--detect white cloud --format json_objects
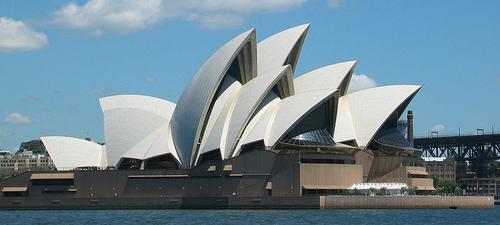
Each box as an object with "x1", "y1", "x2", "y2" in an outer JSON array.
[
  {"x1": 88, "y1": 86, "x2": 109, "y2": 97},
  {"x1": 326, "y1": 0, "x2": 344, "y2": 8},
  {"x1": 53, "y1": 0, "x2": 168, "y2": 34},
  {"x1": 347, "y1": 74, "x2": 377, "y2": 93},
  {"x1": 3, "y1": 112, "x2": 32, "y2": 124},
  {"x1": 52, "y1": 0, "x2": 305, "y2": 34},
  {"x1": 0, "y1": 130, "x2": 9, "y2": 137},
  {"x1": 191, "y1": 13, "x2": 244, "y2": 30},
  {"x1": 144, "y1": 75, "x2": 156, "y2": 83},
  {"x1": 0, "y1": 17, "x2": 48, "y2": 52},
  {"x1": 431, "y1": 124, "x2": 446, "y2": 132}
]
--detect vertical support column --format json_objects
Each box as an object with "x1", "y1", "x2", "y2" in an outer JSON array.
[{"x1": 407, "y1": 110, "x2": 414, "y2": 146}]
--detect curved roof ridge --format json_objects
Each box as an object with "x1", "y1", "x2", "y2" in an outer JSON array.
[
  {"x1": 233, "y1": 92, "x2": 281, "y2": 157},
  {"x1": 121, "y1": 122, "x2": 180, "y2": 163},
  {"x1": 196, "y1": 79, "x2": 242, "y2": 163},
  {"x1": 235, "y1": 89, "x2": 338, "y2": 151},
  {"x1": 101, "y1": 94, "x2": 176, "y2": 167},
  {"x1": 266, "y1": 89, "x2": 339, "y2": 148},
  {"x1": 171, "y1": 28, "x2": 257, "y2": 168},
  {"x1": 40, "y1": 136, "x2": 106, "y2": 170},
  {"x1": 294, "y1": 60, "x2": 357, "y2": 96},
  {"x1": 257, "y1": 24, "x2": 310, "y2": 75},
  {"x1": 221, "y1": 65, "x2": 293, "y2": 159},
  {"x1": 99, "y1": 94, "x2": 176, "y2": 120},
  {"x1": 334, "y1": 85, "x2": 421, "y2": 148}
]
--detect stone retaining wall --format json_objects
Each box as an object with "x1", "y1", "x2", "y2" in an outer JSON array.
[{"x1": 320, "y1": 195, "x2": 494, "y2": 209}]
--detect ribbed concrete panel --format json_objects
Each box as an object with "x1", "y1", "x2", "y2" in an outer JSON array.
[
  {"x1": 197, "y1": 77, "x2": 242, "y2": 158},
  {"x1": 196, "y1": 84, "x2": 241, "y2": 163},
  {"x1": 333, "y1": 85, "x2": 421, "y2": 148},
  {"x1": 257, "y1": 24, "x2": 309, "y2": 74},
  {"x1": 100, "y1": 146, "x2": 108, "y2": 168},
  {"x1": 266, "y1": 89, "x2": 338, "y2": 148},
  {"x1": 233, "y1": 92, "x2": 281, "y2": 156},
  {"x1": 121, "y1": 123, "x2": 179, "y2": 162},
  {"x1": 171, "y1": 28, "x2": 257, "y2": 168},
  {"x1": 100, "y1": 95, "x2": 177, "y2": 167},
  {"x1": 144, "y1": 123, "x2": 179, "y2": 160},
  {"x1": 219, "y1": 66, "x2": 293, "y2": 159},
  {"x1": 295, "y1": 61, "x2": 357, "y2": 96},
  {"x1": 332, "y1": 97, "x2": 355, "y2": 143},
  {"x1": 100, "y1": 95, "x2": 175, "y2": 119},
  {"x1": 41, "y1": 136, "x2": 106, "y2": 170},
  {"x1": 235, "y1": 89, "x2": 338, "y2": 152}
]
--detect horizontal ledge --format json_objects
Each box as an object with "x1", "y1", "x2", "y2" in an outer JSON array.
[{"x1": 128, "y1": 175, "x2": 189, "y2": 178}]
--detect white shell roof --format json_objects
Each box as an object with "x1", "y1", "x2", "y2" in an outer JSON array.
[
  {"x1": 237, "y1": 89, "x2": 338, "y2": 151},
  {"x1": 99, "y1": 94, "x2": 175, "y2": 119},
  {"x1": 333, "y1": 85, "x2": 421, "y2": 149},
  {"x1": 233, "y1": 91, "x2": 281, "y2": 157},
  {"x1": 196, "y1": 66, "x2": 293, "y2": 163},
  {"x1": 171, "y1": 28, "x2": 257, "y2": 168},
  {"x1": 38, "y1": 24, "x2": 425, "y2": 169},
  {"x1": 257, "y1": 24, "x2": 309, "y2": 74},
  {"x1": 223, "y1": 66, "x2": 293, "y2": 157},
  {"x1": 294, "y1": 61, "x2": 357, "y2": 96},
  {"x1": 196, "y1": 81, "x2": 242, "y2": 163},
  {"x1": 100, "y1": 95, "x2": 178, "y2": 166},
  {"x1": 41, "y1": 136, "x2": 106, "y2": 170},
  {"x1": 121, "y1": 123, "x2": 179, "y2": 162}
]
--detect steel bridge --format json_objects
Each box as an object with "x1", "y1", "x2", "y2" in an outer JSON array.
[
  {"x1": 414, "y1": 134, "x2": 500, "y2": 161},
  {"x1": 414, "y1": 134, "x2": 500, "y2": 178}
]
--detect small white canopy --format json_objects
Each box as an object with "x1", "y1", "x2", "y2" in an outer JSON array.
[{"x1": 349, "y1": 183, "x2": 409, "y2": 190}]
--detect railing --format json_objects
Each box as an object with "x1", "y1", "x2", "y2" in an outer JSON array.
[{"x1": 415, "y1": 129, "x2": 500, "y2": 139}]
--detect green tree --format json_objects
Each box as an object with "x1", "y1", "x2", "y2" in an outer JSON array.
[
  {"x1": 16, "y1": 139, "x2": 46, "y2": 155},
  {"x1": 408, "y1": 187, "x2": 417, "y2": 195},
  {"x1": 435, "y1": 180, "x2": 457, "y2": 195},
  {"x1": 487, "y1": 160, "x2": 500, "y2": 177},
  {"x1": 378, "y1": 187, "x2": 388, "y2": 195},
  {"x1": 400, "y1": 187, "x2": 408, "y2": 195}
]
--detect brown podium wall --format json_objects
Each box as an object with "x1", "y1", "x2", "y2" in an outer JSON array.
[{"x1": 300, "y1": 164, "x2": 363, "y2": 191}]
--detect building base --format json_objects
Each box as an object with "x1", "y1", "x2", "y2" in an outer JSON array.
[{"x1": 0, "y1": 195, "x2": 493, "y2": 210}]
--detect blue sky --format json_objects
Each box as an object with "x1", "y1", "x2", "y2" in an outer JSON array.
[{"x1": 0, "y1": 0, "x2": 499, "y2": 152}]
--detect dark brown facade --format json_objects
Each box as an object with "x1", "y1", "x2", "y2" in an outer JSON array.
[{"x1": 0, "y1": 149, "x2": 364, "y2": 209}]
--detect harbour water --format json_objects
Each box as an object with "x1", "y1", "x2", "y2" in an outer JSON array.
[{"x1": 0, "y1": 206, "x2": 498, "y2": 225}]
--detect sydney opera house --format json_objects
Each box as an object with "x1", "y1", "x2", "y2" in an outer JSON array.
[{"x1": 0, "y1": 24, "x2": 434, "y2": 208}]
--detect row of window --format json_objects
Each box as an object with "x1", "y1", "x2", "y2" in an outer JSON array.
[
  {"x1": 0, "y1": 163, "x2": 52, "y2": 168},
  {"x1": 433, "y1": 174, "x2": 454, "y2": 179},
  {"x1": 428, "y1": 169, "x2": 454, "y2": 173},
  {"x1": 0, "y1": 159, "x2": 49, "y2": 163}
]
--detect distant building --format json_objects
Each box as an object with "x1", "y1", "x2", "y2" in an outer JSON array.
[
  {"x1": 460, "y1": 178, "x2": 500, "y2": 199},
  {"x1": 0, "y1": 152, "x2": 54, "y2": 177},
  {"x1": 423, "y1": 157, "x2": 456, "y2": 182}
]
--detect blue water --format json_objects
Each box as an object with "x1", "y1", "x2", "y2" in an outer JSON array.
[{"x1": 0, "y1": 207, "x2": 498, "y2": 225}]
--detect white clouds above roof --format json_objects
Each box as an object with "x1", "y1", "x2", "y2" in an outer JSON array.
[
  {"x1": 431, "y1": 124, "x2": 446, "y2": 132},
  {"x1": 53, "y1": 0, "x2": 167, "y2": 35},
  {"x1": 347, "y1": 74, "x2": 377, "y2": 93},
  {"x1": 0, "y1": 17, "x2": 48, "y2": 52},
  {"x1": 326, "y1": 0, "x2": 344, "y2": 8},
  {"x1": 52, "y1": 0, "x2": 305, "y2": 34},
  {"x1": 3, "y1": 112, "x2": 32, "y2": 124}
]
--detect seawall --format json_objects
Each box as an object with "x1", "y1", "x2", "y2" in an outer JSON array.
[
  {"x1": 320, "y1": 195, "x2": 494, "y2": 209},
  {"x1": 0, "y1": 196, "x2": 494, "y2": 210}
]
